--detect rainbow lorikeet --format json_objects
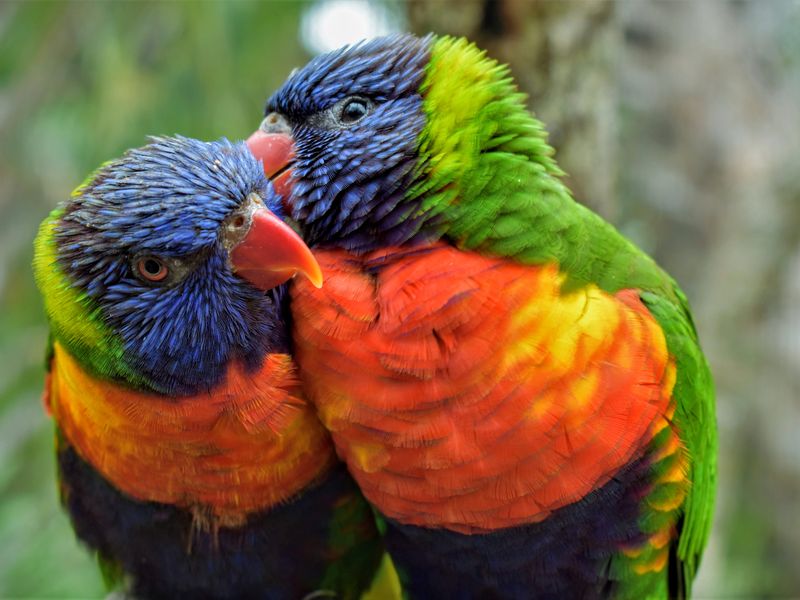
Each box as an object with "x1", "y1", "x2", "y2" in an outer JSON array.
[
  {"x1": 247, "y1": 35, "x2": 716, "y2": 599},
  {"x1": 32, "y1": 136, "x2": 387, "y2": 599}
]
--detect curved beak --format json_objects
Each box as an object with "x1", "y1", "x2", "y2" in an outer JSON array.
[
  {"x1": 247, "y1": 114, "x2": 296, "y2": 198},
  {"x1": 225, "y1": 193, "x2": 322, "y2": 290}
]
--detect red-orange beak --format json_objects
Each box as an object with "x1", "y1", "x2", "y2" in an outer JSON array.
[
  {"x1": 225, "y1": 193, "x2": 322, "y2": 290},
  {"x1": 246, "y1": 129, "x2": 296, "y2": 199}
]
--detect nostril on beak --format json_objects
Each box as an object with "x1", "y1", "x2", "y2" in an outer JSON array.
[
  {"x1": 222, "y1": 193, "x2": 264, "y2": 250},
  {"x1": 260, "y1": 112, "x2": 292, "y2": 135},
  {"x1": 224, "y1": 212, "x2": 251, "y2": 246}
]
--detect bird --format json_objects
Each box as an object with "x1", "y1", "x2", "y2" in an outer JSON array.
[
  {"x1": 32, "y1": 136, "x2": 387, "y2": 600},
  {"x1": 247, "y1": 34, "x2": 717, "y2": 599}
]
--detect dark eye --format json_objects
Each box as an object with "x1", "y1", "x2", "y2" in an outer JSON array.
[
  {"x1": 135, "y1": 256, "x2": 169, "y2": 282},
  {"x1": 339, "y1": 98, "x2": 370, "y2": 124}
]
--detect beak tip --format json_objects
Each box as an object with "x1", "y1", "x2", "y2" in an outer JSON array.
[{"x1": 304, "y1": 265, "x2": 324, "y2": 289}]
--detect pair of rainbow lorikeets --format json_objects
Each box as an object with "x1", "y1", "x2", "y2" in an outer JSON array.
[{"x1": 33, "y1": 34, "x2": 716, "y2": 599}]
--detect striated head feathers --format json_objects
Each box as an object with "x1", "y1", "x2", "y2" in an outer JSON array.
[{"x1": 34, "y1": 136, "x2": 314, "y2": 395}]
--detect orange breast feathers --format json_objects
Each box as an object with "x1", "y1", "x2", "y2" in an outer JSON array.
[
  {"x1": 291, "y1": 243, "x2": 677, "y2": 533},
  {"x1": 48, "y1": 342, "x2": 335, "y2": 526}
]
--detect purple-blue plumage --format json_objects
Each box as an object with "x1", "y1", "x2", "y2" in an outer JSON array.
[
  {"x1": 55, "y1": 136, "x2": 285, "y2": 395},
  {"x1": 270, "y1": 34, "x2": 429, "y2": 118},
  {"x1": 264, "y1": 35, "x2": 432, "y2": 250}
]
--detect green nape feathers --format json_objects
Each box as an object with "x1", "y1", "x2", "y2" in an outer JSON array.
[{"x1": 418, "y1": 37, "x2": 677, "y2": 299}]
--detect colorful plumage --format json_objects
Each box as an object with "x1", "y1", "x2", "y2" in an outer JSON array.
[
  {"x1": 248, "y1": 34, "x2": 717, "y2": 598},
  {"x1": 33, "y1": 136, "x2": 385, "y2": 599}
]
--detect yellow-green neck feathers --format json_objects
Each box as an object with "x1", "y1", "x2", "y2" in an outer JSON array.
[{"x1": 33, "y1": 208, "x2": 143, "y2": 386}]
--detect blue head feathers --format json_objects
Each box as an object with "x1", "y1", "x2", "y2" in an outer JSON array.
[
  {"x1": 264, "y1": 34, "x2": 433, "y2": 251},
  {"x1": 48, "y1": 136, "x2": 289, "y2": 396}
]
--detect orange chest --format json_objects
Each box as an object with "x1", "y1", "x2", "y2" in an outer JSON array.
[
  {"x1": 291, "y1": 243, "x2": 677, "y2": 532},
  {"x1": 48, "y1": 342, "x2": 334, "y2": 525}
]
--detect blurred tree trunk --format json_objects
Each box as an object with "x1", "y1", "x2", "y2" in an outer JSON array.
[
  {"x1": 619, "y1": 2, "x2": 800, "y2": 596},
  {"x1": 408, "y1": 0, "x2": 618, "y2": 218}
]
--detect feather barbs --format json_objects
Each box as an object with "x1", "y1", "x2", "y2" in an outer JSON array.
[
  {"x1": 48, "y1": 342, "x2": 335, "y2": 526},
  {"x1": 292, "y1": 243, "x2": 679, "y2": 533}
]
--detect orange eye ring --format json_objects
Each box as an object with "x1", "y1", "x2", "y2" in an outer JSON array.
[{"x1": 136, "y1": 257, "x2": 169, "y2": 282}]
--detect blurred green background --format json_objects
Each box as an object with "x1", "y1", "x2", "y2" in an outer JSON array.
[{"x1": 1, "y1": 1, "x2": 798, "y2": 598}]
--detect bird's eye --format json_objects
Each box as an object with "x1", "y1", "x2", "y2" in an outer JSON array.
[
  {"x1": 135, "y1": 256, "x2": 169, "y2": 283},
  {"x1": 339, "y1": 98, "x2": 370, "y2": 124}
]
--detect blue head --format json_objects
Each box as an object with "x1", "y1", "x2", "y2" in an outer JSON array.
[
  {"x1": 253, "y1": 34, "x2": 433, "y2": 251},
  {"x1": 34, "y1": 136, "x2": 320, "y2": 396}
]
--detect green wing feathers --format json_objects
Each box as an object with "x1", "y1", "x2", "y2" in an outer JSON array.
[{"x1": 641, "y1": 287, "x2": 717, "y2": 593}]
